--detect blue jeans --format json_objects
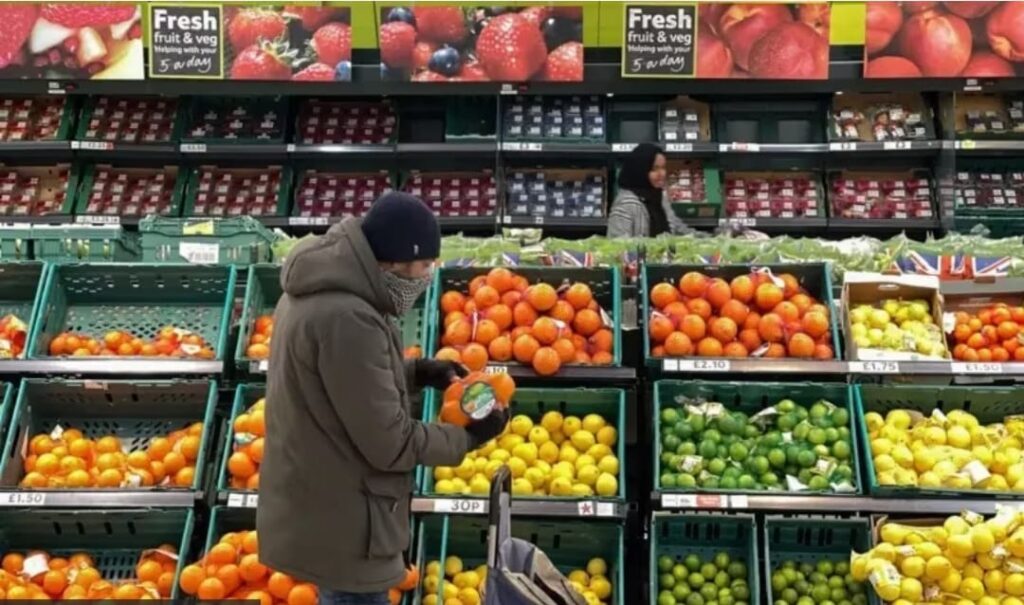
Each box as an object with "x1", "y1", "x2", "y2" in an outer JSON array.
[{"x1": 318, "y1": 589, "x2": 389, "y2": 605}]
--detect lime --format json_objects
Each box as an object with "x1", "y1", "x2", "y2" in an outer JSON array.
[
  {"x1": 809, "y1": 402, "x2": 829, "y2": 420},
  {"x1": 808, "y1": 428, "x2": 827, "y2": 445},
  {"x1": 685, "y1": 593, "x2": 704, "y2": 605},
  {"x1": 768, "y1": 449, "x2": 786, "y2": 469},
  {"x1": 793, "y1": 422, "x2": 810, "y2": 441},
  {"x1": 675, "y1": 421, "x2": 694, "y2": 440},
  {"x1": 831, "y1": 408, "x2": 849, "y2": 427},
  {"x1": 781, "y1": 588, "x2": 798, "y2": 603},
  {"x1": 737, "y1": 474, "x2": 756, "y2": 490},
  {"x1": 777, "y1": 414, "x2": 796, "y2": 432},
  {"x1": 722, "y1": 466, "x2": 741, "y2": 480},
  {"x1": 762, "y1": 431, "x2": 782, "y2": 447},
  {"x1": 761, "y1": 471, "x2": 779, "y2": 486},
  {"x1": 677, "y1": 473, "x2": 697, "y2": 488},
  {"x1": 718, "y1": 415, "x2": 739, "y2": 436},
  {"x1": 662, "y1": 408, "x2": 681, "y2": 425},
  {"x1": 678, "y1": 441, "x2": 697, "y2": 456},
  {"x1": 661, "y1": 474, "x2": 677, "y2": 488},
  {"x1": 659, "y1": 556, "x2": 675, "y2": 573},
  {"x1": 719, "y1": 476, "x2": 737, "y2": 490},
  {"x1": 717, "y1": 444, "x2": 729, "y2": 459},
  {"x1": 714, "y1": 552, "x2": 731, "y2": 570},
  {"x1": 796, "y1": 597, "x2": 814, "y2": 605},
  {"x1": 699, "y1": 440, "x2": 718, "y2": 459},
  {"x1": 661, "y1": 452, "x2": 675, "y2": 465},
  {"x1": 718, "y1": 592, "x2": 734, "y2": 605},
  {"x1": 808, "y1": 475, "x2": 829, "y2": 490},
  {"x1": 688, "y1": 572, "x2": 705, "y2": 588},
  {"x1": 729, "y1": 443, "x2": 749, "y2": 462},
  {"x1": 714, "y1": 570, "x2": 730, "y2": 588},
  {"x1": 672, "y1": 583, "x2": 690, "y2": 600},
  {"x1": 657, "y1": 590, "x2": 676, "y2": 605},
  {"x1": 728, "y1": 562, "x2": 747, "y2": 580},
  {"x1": 731, "y1": 582, "x2": 750, "y2": 601},
  {"x1": 704, "y1": 429, "x2": 722, "y2": 443},
  {"x1": 701, "y1": 563, "x2": 718, "y2": 580},
  {"x1": 827, "y1": 576, "x2": 843, "y2": 589},
  {"x1": 798, "y1": 469, "x2": 813, "y2": 485},
  {"x1": 811, "y1": 584, "x2": 830, "y2": 601},
  {"x1": 664, "y1": 434, "x2": 682, "y2": 452},
  {"x1": 813, "y1": 444, "x2": 830, "y2": 458},
  {"x1": 834, "y1": 562, "x2": 849, "y2": 576},
  {"x1": 824, "y1": 428, "x2": 839, "y2": 444},
  {"x1": 832, "y1": 441, "x2": 851, "y2": 460},
  {"x1": 817, "y1": 561, "x2": 834, "y2": 576},
  {"x1": 673, "y1": 564, "x2": 689, "y2": 581},
  {"x1": 793, "y1": 406, "x2": 808, "y2": 421},
  {"x1": 661, "y1": 573, "x2": 677, "y2": 589},
  {"x1": 684, "y1": 554, "x2": 702, "y2": 572},
  {"x1": 700, "y1": 476, "x2": 719, "y2": 489},
  {"x1": 751, "y1": 456, "x2": 770, "y2": 474},
  {"x1": 797, "y1": 450, "x2": 816, "y2": 468},
  {"x1": 831, "y1": 587, "x2": 847, "y2": 601},
  {"x1": 786, "y1": 445, "x2": 801, "y2": 465},
  {"x1": 700, "y1": 583, "x2": 717, "y2": 601},
  {"x1": 708, "y1": 458, "x2": 727, "y2": 476},
  {"x1": 689, "y1": 414, "x2": 706, "y2": 433},
  {"x1": 837, "y1": 427, "x2": 850, "y2": 441},
  {"x1": 799, "y1": 562, "x2": 813, "y2": 577},
  {"x1": 744, "y1": 424, "x2": 761, "y2": 439},
  {"x1": 777, "y1": 399, "x2": 796, "y2": 412}
]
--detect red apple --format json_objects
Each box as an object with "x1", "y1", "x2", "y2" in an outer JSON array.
[
  {"x1": 697, "y1": 22, "x2": 734, "y2": 77},
  {"x1": 797, "y1": 3, "x2": 830, "y2": 38},
  {"x1": 898, "y1": 10, "x2": 972, "y2": 76},
  {"x1": 902, "y1": 2, "x2": 937, "y2": 13},
  {"x1": 865, "y1": 55, "x2": 924, "y2": 77},
  {"x1": 963, "y1": 51, "x2": 1016, "y2": 76},
  {"x1": 718, "y1": 3, "x2": 794, "y2": 70},
  {"x1": 699, "y1": 3, "x2": 730, "y2": 35},
  {"x1": 748, "y1": 22, "x2": 828, "y2": 79},
  {"x1": 943, "y1": 1, "x2": 998, "y2": 19},
  {"x1": 988, "y1": 2, "x2": 1024, "y2": 62},
  {"x1": 866, "y1": 2, "x2": 903, "y2": 55}
]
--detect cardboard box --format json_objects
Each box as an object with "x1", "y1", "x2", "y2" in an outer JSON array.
[{"x1": 843, "y1": 272, "x2": 948, "y2": 361}]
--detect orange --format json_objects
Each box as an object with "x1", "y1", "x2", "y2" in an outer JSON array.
[
  {"x1": 238, "y1": 554, "x2": 267, "y2": 583},
  {"x1": 774, "y1": 301, "x2": 800, "y2": 324},
  {"x1": 591, "y1": 351, "x2": 614, "y2": 365},
  {"x1": 758, "y1": 313, "x2": 785, "y2": 343},
  {"x1": 789, "y1": 293, "x2": 813, "y2": 315},
  {"x1": 113, "y1": 584, "x2": 144, "y2": 600},
  {"x1": 473, "y1": 285, "x2": 500, "y2": 309},
  {"x1": 738, "y1": 328, "x2": 762, "y2": 352},
  {"x1": 1016, "y1": 347, "x2": 1024, "y2": 361},
  {"x1": 196, "y1": 577, "x2": 226, "y2": 600},
  {"x1": 488, "y1": 335, "x2": 513, "y2": 362},
  {"x1": 389, "y1": 588, "x2": 402, "y2": 605},
  {"x1": 525, "y1": 283, "x2": 558, "y2": 311},
  {"x1": 963, "y1": 347, "x2": 980, "y2": 361},
  {"x1": 953, "y1": 343, "x2": 968, "y2": 359},
  {"x1": 720, "y1": 300, "x2": 749, "y2": 326},
  {"x1": 501, "y1": 290, "x2": 523, "y2": 308},
  {"x1": 473, "y1": 319, "x2": 500, "y2": 346},
  {"x1": 486, "y1": 268, "x2": 515, "y2": 293},
  {"x1": 813, "y1": 344, "x2": 834, "y2": 360},
  {"x1": 136, "y1": 560, "x2": 163, "y2": 584},
  {"x1": 801, "y1": 311, "x2": 829, "y2": 339},
  {"x1": 532, "y1": 317, "x2": 561, "y2": 345},
  {"x1": 491, "y1": 372, "x2": 516, "y2": 405},
  {"x1": 663, "y1": 301, "x2": 689, "y2": 323},
  {"x1": 650, "y1": 283, "x2": 679, "y2": 309},
  {"x1": 754, "y1": 283, "x2": 784, "y2": 311},
  {"x1": 687, "y1": 299, "x2": 712, "y2": 321},
  {"x1": 552, "y1": 338, "x2": 576, "y2": 363},
  {"x1": 549, "y1": 300, "x2": 576, "y2": 325},
  {"x1": 680, "y1": 315, "x2": 706, "y2": 341},
  {"x1": 440, "y1": 291, "x2": 466, "y2": 315},
  {"x1": 648, "y1": 314, "x2": 674, "y2": 343},
  {"x1": 709, "y1": 317, "x2": 738, "y2": 344},
  {"x1": 998, "y1": 321, "x2": 1020, "y2": 340},
  {"x1": 696, "y1": 337, "x2": 723, "y2": 357},
  {"x1": 228, "y1": 452, "x2": 257, "y2": 479},
  {"x1": 983, "y1": 325, "x2": 999, "y2": 344},
  {"x1": 1014, "y1": 307, "x2": 1024, "y2": 323},
  {"x1": 147, "y1": 437, "x2": 171, "y2": 461},
  {"x1": 268, "y1": 573, "x2": 296, "y2": 600},
  {"x1": 287, "y1": 583, "x2": 318, "y2": 605},
  {"x1": 179, "y1": 564, "x2": 206, "y2": 595},
  {"x1": 179, "y1": 435, "x2": 201, "y2": 461},
  {"x1": 461, "y1": 343, "x2": 489, "y2": 372},
  {"x1": 764, "y1": 343, "x2": 787, "y2": 358},
  {"x1": 444, "y1": 311, "x2": 466, "y2": 328},
  {"x1": 215, "y1": 565, "x2": 241, "y2": 594},
  {"x1": 663, "y1": 332, "x2": 693, "y2": 357},
  {"x1": 743, "y1": 311, "x2": 761, "y2": 331},
  {"x1": 705, "y1": 279, "x2": 732, "y2": 310},
  {"x1": 564, "y1": 283, "x2": 593, "y2": 310},
  {"x1": 779, "y1": 273, "x2": 802, "y2": 298},
  {"x1": 117, "y1": 342, "x2": 135, "y2": 356},
  {"x1": 444, "y1": 319, "x2": 472, "y2": 347},
  {"x1": 207, "y1": 542, "x2": 238, "y2": 566},
  {"x1": 967, "y1": 332, "x2": 987, "y2": 349},
  {"x1": 787, "y1": 333, "x2": 815, "y2": 358},
  {"x1": 435, "y1": 347, "x2": 461, "y2": 363},
  {"x1": 398, "y1": 565, "x2": 420, "y2": 592},
  {"x1": 730, "y1": 275, "x2": 755, "y2": 303},
  {"x1": 994, "y1": 306, "x2": 1013, "y2": 325},
  {"x1": 96, "y1": 435, "x2": 121, "y2": 454},
  {"x1": 513, "y1": 301, "x2": 538, "y2": 327},
  {"x1": 249, "y1": 589, "x2": 274, "y2": 605},
  {"x1": 48, "y1": 334, "x2": 67, "y2": 356},
  {"x1": 532, "y1": 347, "x2": 562, "y2": 376},
  {"x1": 486, "y1": 304, "x2": 513, "y2": 331},
  {"x1": 468, "y1": 275, "x2": 487, "y2": 296},
  {"x1": 575, "y1": 350, "x2": 594, "y2": 364},
  {"x1": 723, "y1": 342, "x2": 748, "y2": 358},
  {"x1": 512, "y1": 275, "x2": 529, "y2": 292},
  {"x1": 573, "y1": 309, "x2": 602, "y2": 337},
  {"x1": 953, "y1": 323, "x2": 973, "y2": 342},
  {"x1": 589, "y1": 329, "x2": 613, "y2": 353},
  {"x1": 512, "y1": 334, "x2": 541, "y2": 364},
  {"x1": 993, "y1": 346, "x2": 1011, "y2": 362},
  {"x1": 41, "y1": 570, "x2": 66, "y2": 596},
  {"x1": 979, "y1": 348, "x2": 994, "y2": 362},
  {"x1": 679, "y1": 272, "x2": 708, "y2": 298}
]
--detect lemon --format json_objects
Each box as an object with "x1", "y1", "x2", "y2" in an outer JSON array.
[
  {"x1": 1008, "y1": 463, "x2": 1024, "y2": 487},
  {"x1": 924, "y1": 426, "x2": 947, "y2": 445},
  {"x1": 452, "y1": 477, "x2": 468, "y2": 494},
  {"x1": 506, "y1": 456, "x2": 527, "y2": 478},
  {"x1": 988, "y1": 474, "x2": 1010, "y2": 491},
  {"x1": 875, "y1": 454, "x2": 897, "y2": 472},
  {"x1": 964, "y1": 562, "x2": 985, "y2": 581},
  {"x1": 892, "y1": 444, "x2": 914, "y2": 469},
  {"x1": 596, "y1": 426, "x2": 617, "y2": 447},
  {"x1": 562, "y1": 416, "x2": 582, "y2": 436},
  {"x1": 877, "y1": 470, "x2": 896, "y2": 485},
  {"x1": 511, "y1": 477, "x2": 533, "y2": 495},
  {"x1": 427, "y1": 561, "x2": 441, "y2": 577},
  {"x1": 938, "y1": 568, "x2": 962, "y2": 593},
  {"x1": 978, "y1": 551, "x2": 1002, "y2": 570},
  {"x1": 442, "y1": 581, "x2": 459, "y2": 599},
  {"x1": 875, "y1": 581, "x2": 900, "y2": 602},
  {"x1": 589, "y1": 576, "x2": 611, "y2": 600},
  {"x1": 595, "y1": 472, "x2": 618, "y2": 497},
  {"x1": 550, "y1": 431, "x2": 565, "y2": 445},
  {"x1": 528, "y1": 426, "x2": 550, "y2": 447},
  {"x1": 914, "y1": 542, "x2": 940, "y2": 559},
  {"x1": 423, "y1": 595, "x2": 438, "y2": 605},
  {"x1": 872, "y1": 437, "x2": 894, "y2": 456},
  {"x1": 893, "y1": 468, "x2": 918, "y2": 486},
  {"x1": 499, "y1": 434, "x2": 524, "y2": 451},
  {"x1": 986, "y1": 569, "x2": 1007, "y2": 593},
  {"x1": 886, "y1": 409, "x2": 912, "y2": 430},
  {"x1": 1007, "y1": 573, "x2": 1024, "y2": 596},
  {"x1": 972, "y1": 525, "x2": 996, "y2": 553},
  {"x1": 919, "y1": 471, "x2": 941, "y2": 487},
  {"x1": 568, "y1": 570, "x2": 589, "y2": 586},
  {"x1": 489, "y1": 449, "x2": 510, "y2": 463},
  {"x1": 552, "y1": 461, "x2": 575, "y2": 480},
  {"x1": 866, "y1": 411, "x2": 885, "y2": 432},
  {"x1": 948, "y1": 533, "x2": 975, "y2": 558},
  {"x1": 913, "y1": 449, "x2": 937, "y2": 473},
  {"x1": 436, "y1": 479, "x2": 457, "y2": 494},
  {"x1": 577, "y1": 465, "x2": 600, "y2": 487},
  {"x1": 899, "y1": 555, "x2": 924, "y2": 578},
  {"x1": 453, "y1": 572, "x2": 471, "y2": 589},
  {"x1": 900, "y1": 578, "x2": 922, "y2": 603},
  {"x1": 559, "y1": 444, "x2": 579, "y2": 464},
  {"x1": 549, "y1": 476, "x2": 573, "y2": 496},
  {"x1": 540, "y1": 411, "x2": 563, "y2": 433},
  {"x1": 571, "y1": 483, "x2": 594, "y2": 497},
  {"x1": 524, "y1": 467, "x2": 546, "y2": 490},
  {"x1": 925, "y1": 555, "x2": 951, "y2": 580},
  {"x1": 484, "y1": 460, "x2": 504, "y2": 479},
  {"x1": 512, "y1": 443, "x2": 538, "y2": 465},
  {"x1": 851, "y1": 554, "x2": 869, "y2": 581},
  {"x1": 948, "y1": 425, "x2": 972, "y2": 448},
  {"x1": 435, "y1": 466, "x2": 455, "y2": 481},
  {"x1": 533, "y1": 460, "x2": 551, "y2": 475},
  {"x1": 945, "y1": 474, "x2": 972, "y2": 490},
  {"x1": 586, "y1": 558, "x2": 607, "y2": 577},
  {"x1": 538, "y1": 441, "x2": 560, "y2": 464},
  {"x1": 598, "y1": 455, "x2": 619, "y2": 475},
  {"x1": 961, "y1": 577, "x2": 985, "y2": 601},
  {"x1": 458, "y1": 587, "x2": 480, "y2": 605},
  {"x1": 473, "y1": 458, "x2": 488, "y2": 473},
  {"x1": 445, "y1": 556, "x2": 464, "y2": 577},
  {"x1": 925, "y1": 526, "x2": 948, "y2": 547},
  {"x1": 574, "y1": 454, "x2": 596, "y2": 472},
  {"x1": 1004, "y1": 598, "x2": 1024, "y2": 605},
  {"x1": 974, "y1": 445, "x2": 994, "y2": 467},
  {"x1": 1008, "y1": 529, "x2": 1024, "y2": 557},
  {"x1": 586, "y1": 444, "x2": 611, "y2": 460},
  {"x1": 979, "y1": 597, "x2": 1000, "y2": 605},
  {"x1": 945, "y1": 516, "x2": 971, "y2": 536},
  {"x1": 510, "y1": 415, "x2": 534, "y2": 437},
  {"x1": 423, "y1": 574, "x2": 441, "y2": 594},
  {"x1": 934, "y1": 460, "x2": 958, "y2": 477},
  {"x1": 456, "y1": 459, "x2": 476, "y2": 480},
  {"x1": 571, "y1": 430, "x2": 596, "y2": 452},
  {"x1": 469, "y1": 475, "x2": 490, "y2": 495},
  {"x1": 881, "y1": 523, "x2": 910, "y2": 545}
]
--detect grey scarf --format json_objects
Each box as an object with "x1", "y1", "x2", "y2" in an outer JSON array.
[{"x1": 380, "y1": 270, "x2": 431, "y2": 317}]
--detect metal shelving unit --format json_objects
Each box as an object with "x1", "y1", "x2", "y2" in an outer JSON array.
[
  {"x1": 654, "y1": 493, "x2": 1022, "y2": 515},
  {"x1": 0, "y1": 489, "x2": 199, "y2": 509},
  {"x1": 0, "y1": 359, "x2": 223, "y2": 376}
]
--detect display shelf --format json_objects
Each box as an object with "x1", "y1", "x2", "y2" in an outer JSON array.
[
  {"x1": 179, "y1": 142, "x2": 290, "y2": 160},
  {"x1": 0, "y1": 488, "x2": 199, "y2": 508},
  {"x1": 71, "y1": 140, "x2": 179, "y2": 161},
  {"x1": 654, "y1": 493, "x2": 1023, "y2": 515},
  {"x1": 0, "y1": 359, "x2": 223, "y2": 375},
  {"x1": 501, "y1": 216, "x2": 606, "y2": 231},
  {"x1": 828, "y1": 217, "x2": 943, "y2": 232},
  {"x1": 953, "y1": 140, "x2": 1024, "y2": 153},
  {"x1": 287, "y1": 143, "x2": 395, "y2": 159},
  {"x1": 500, "y1": 141, "x2": 611, "y2": 158},
  {"x1": 690, "y1": 217, "x2": 829, "y2": 231},
  {"x1": 0, "y1": 141, "x2": 74, "y2": 156},
  {"x1": 483, "y1": 364, "x2": 635, "y2": 384},
  {"x1": 0, "y1": 215, "x2": 73, "y2": 226},
  {"x1": 826, "y1": 140, "x2": 942, "y2": 154},
  {"x1": 655, "y1": 358, "x2": 847, "y2": 376},
  {"x1": 395, "y1": 141, "x2": 497, "y2": 155}
]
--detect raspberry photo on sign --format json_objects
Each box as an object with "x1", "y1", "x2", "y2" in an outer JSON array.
[
  {"x1": 225, "y1": 5, "x2": 352, "y2": 81},
  {"x1": 379, "y1": 5, "x2": 584, "y2": 82}
]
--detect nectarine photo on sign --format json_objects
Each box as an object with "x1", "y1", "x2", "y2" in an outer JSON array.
[{"x1": 865, "y1": 1, "x2": 1024, "y2": 78}]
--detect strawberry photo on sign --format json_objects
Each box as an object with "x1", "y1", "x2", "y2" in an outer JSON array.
[
  {"x1": 379, "y1": 5, "x2": 584, "y2": 82},
  {"x1": 225, "y1": 5, "x2": 352, "y2": 81},
  {"x1": 0, "y1": 3, "x2": 143, "y2": 80}
]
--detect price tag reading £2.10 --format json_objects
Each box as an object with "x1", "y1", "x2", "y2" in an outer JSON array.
[{"x1": 679, "y1": 359, "x2": 731, "y2": 372}]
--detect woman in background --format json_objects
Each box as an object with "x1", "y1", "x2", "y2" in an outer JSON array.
[{"x1": 607, "y1": 142, "x2": 700, "y2": 238}]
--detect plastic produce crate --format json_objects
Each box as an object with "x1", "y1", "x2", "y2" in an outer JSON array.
[
  {"x1": 181, "y1": 164, "x2": 293, "y2": 218},
  {"x1": 642, "y1": 263, "x2": 840, "y2": 369},
  {"x1": 139, "y1": 216, "x2": 277, "y2": 266},
  {"x1": 429, "y1": 266, "x2": 623, "y2": 365},
  {"x1": 0, "y1": 382, "x2": 11, "y2": 445},
  {"x1": 0, "y1": 379, "x2": 217, "y2": 491},
  {"x1": 0, "y1": 508, "x2": 194, "y2": 599},
  {"x1": 763, "y1": 516, "x2": 879, "y2": 605},
  {"x1": 857, "y1": 383, "x2": 1024, "y2": 498},
  {"x1": 412, "y1": 515, "x2": 624, "y2": 605},
  {"x1": 653, "y1": 381, "x2": 861, "y2": 496},
  {"x1": 216, "y1": 383, "x2": 264, "y2": 495},
  {"x1": 31, "y1": 225, "x2": 141, "y2": 262},
  {"x1": 73, "y1": 164, "x2": 187, "y2": 219},
  {"x1": 0, "y1": 225, "x2": 33, "y2": 260},
  {"x1": 27, "y1": 263, "x2": 236, "y2": 360},
  {"x1": 419, "y1": 387, "x2": 625, "y2": 501},
  {"x1": 650, "y1": 513, "x2": 759, "y2": 605},
  {"x1": 0, "y1": 262, "x2": 46, "y2": 356},
  {"x1": 180, "y1": 96, "x2": 288, "y2": 144},
  {"x1": 74, "y1": 96, "x2": 184, "y2": 144}
]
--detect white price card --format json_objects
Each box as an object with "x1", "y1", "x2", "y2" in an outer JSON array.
[
  {"x1": 721, "y1": 142, "x2": 760, "y2": 153},
  {"x1": 178, "y1": 242, "x2": 219, "y2": 264},
  {"x1": 679, "y1": 359, "x2": 731, "y2": 372},
  {"x1": 288, "y1": 217, "x2": 330, "y2": 226},
  {"x1": 180, "y1": 143, "x2": 207, "y2": 153},
  {"x1": 883, "y1": 141, "x2": 912, "y2": 151},
  {"x1": 660, "y1": 494, "x2": 697, "y2": 508},
  {"x1": 74, "y1": 141, "x2": 114, "y2": 151},
  {"x1": 76, "y1": 215, "x2": 120, "y2": 225},
  {"x1": 484, "y1": 365, "x2": 508, "y2": 375},
  {"x1": 828, "y1": 142, "x2": 857, "y2": 151},
  {"x1": 728, "y1": 495, "x2": 749, "y2": 509},
  {"x1": 719, "y1": 217, "x2": 756, "y2": 227},
  {"x1": 665, "y1": 143, "x2": 693, "y2": 153},
  {"x1": 533, "y1": 216, "x2": 545, "y2": 225},
  {"x1": 850, "y1": 360, "x2": 899, "y2": 374},
  {"x1": 501, "y1": 142, "x2": 522, "y2": 151},
  {"x1": 227, "y1": 493, "x2": 245, "y2": 508},
  {"x1": 952, "y1": 362, "x2": 1003, "y2": 374},
  {"x1": 1, "y1": 492, "x2": 45, "y2": 506},
  {"x1": 250, "y1": 360, "x2": 269, "y2": 373},
  {"x1": 611, "y1": 143, "x2": 636, "y2": 153},
  {"x1": 434, "y1": 498, "x2": 486, "y2": 514},
  {"x1": 596, "y1": 502, "x2": 615, "y2": 517},
  {"x1": 245, "y1": 494, "x2": 259, "y2": 508}
]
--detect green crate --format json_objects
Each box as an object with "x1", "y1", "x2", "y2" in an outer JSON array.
[
  {"x1": 0, "y1": 379, "x2": 217, "y2": 491},
  {"x1": 139, "y1": 216, "x2": 277, "y2": 266},
  {"x1": 653, "y1": 381, "x2": 862, "y2": 495},
  {"x1": 73, "y1": 164, "x2": 187, "y2": 219},
  {"x1": 0, "y1": 225, "x2": 34, "y2": 260},
  {"x1": 180, "y1": 96, "x2": 289, "y2": 144},
  {"x1": 650, "y1": 513, "x2": 759, "y2": 605},
  {"x1": 429, "y1": 266, "x2": 623, "y2": 365},
  {"x1": 419, "y1": 387, "x2": 625, "y2": 500},
  {"x1": 27, "y1": 263, "x2": 236, "y2": 360},
  {"x1": 763, "y1": 516, "x2": 879, "y2": 605},
  {"x1": 181, "y1": 165, "x2": 293, "y2": 218},
  {"x1": 0, "y1": 382, "x2": 11, "y2": 448},
  {"x1": 0, "y1": 163, "x2": 79, "y2": 217},
  {"x1": 75, "y1": 96, "x2": 185, "y2": 143},
  {"x1": 0, "y1": 262, "x2": 46, "y2": 356},
  {"x1": 31, "y1": 225, "x2": 141, "y2": 262},
  {"x1": 641, "y1": 263, "x2": 841, "y2": 369},
  {"x1": 953, "y1": 215, "x2": 1024, "y2": 237},
  {"x1": 0, "y1": 508, "x2": 194, "y2": 598},
  {"x1": 217, "y1": 383, "x2": 264, "y2": 495},
  {"x1": 856, "y1": 383, "x2": 1024, "y2": 498},
  {"x1": 413, "y1": 515, "x2": 624, "y2": 605}
]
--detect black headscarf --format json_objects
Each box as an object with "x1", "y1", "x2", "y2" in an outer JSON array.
[{"x1": 618, "y1": 142, "x2": 669, "y2": 236}]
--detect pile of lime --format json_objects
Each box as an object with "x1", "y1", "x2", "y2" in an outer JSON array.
[
  {"x1": 658, "y1": 397, "x2": 855, "y2": 492},
  {"x1": 770, "y1": 559, "x2": 868, "y2": 605},
  {"x1": 656, "y1": 551, "x2": 750, "y2": 605}
]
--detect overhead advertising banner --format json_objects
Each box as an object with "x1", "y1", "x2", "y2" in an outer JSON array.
[
  {"x1": 378, "y1": 5, "x2": 584, "y2": 82},
  {"x1": 148, "y1": 4, "x2": 223, "y2": 79},
  {"x1": 865, "y1": 2, "x2": 1021, "y2": 78},
  {"x1": 623, "y1": 2, "x2": 830, "y2": 79},
  {"x1": 0, "y1": 2, "x2": 144, "y2": 80}
]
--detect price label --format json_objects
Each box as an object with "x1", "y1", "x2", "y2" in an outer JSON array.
[
  {"x1": 245, "y1": 494, "x2": 259, "y2": 508},
  {"x1": 502, "y1": 142, "x2": 522, "y2": 151},
  {"x1": 180, "y1": 143, "x2": 207, "y2": 153},
  {"x1": 484, "y1": 365, "x2": 508, "y2": 375},
  {"x1": 75, "y1": 215, "x2": 120, "y2": 225},
  {"x1": 959, "y1": 140, "x2": 977, "y2": 150},
  {"x1": 661, "y1": 359, "x2": 680, "y2": 372},
  {"x1": 178, "y1": 242, "x2": 219, "y2": 264},
  {"x1": 696, "y1": 494, "x2": 726, "y2": 508},
  {"x1": 533, "y1": 216, "x2": 545, "y2": 225},
  {"x1": 77, "y1": 141, "x2": 114, "y2": 151},
  {"x1": 660, "y1": 494, "x2": 697, "y2": 508},
  {"x1": 434, "y1": 498, "x2": 486, "y2": 514},
  {"x1": 611, "y1": 143, "x2": 637, "y2": 153},
  {"x1": 250, "y1": 360, "x2": 269, "y2": 373},
  {"x1": 883, "y1": 141, "x2": 912, "y2": 151},
  {"x1": 952, "y1": 362, "x2": 1003, "y2": 374},
  {"x1": 829, "y1": 142, "x2": 857, "y2": 151},
  {"x1": 182, "y1": 220, "x2": 216, "y2": 236},
  {"x1": 678, "y1": 359, "x2": 731, "y2": 372},
  {"x1": 665, "y1": 143, "x2": 693, "y2": 153},
  {"x1": 721, "y1": 142, "x2": 760, "y2": 153},
  {"x1": 850, "y1": 360, "x2": 900, "y2": 374},
  {"x1": 502, "y1": 215, "x2": 512, "y2": 225},
  {"x1": 288, "y1": 216, "x2": 330, "y2": 226},
  {"x1": 1, "y1": 492, "x2": 45, "y2": 506},
  {"x1": 719, "y1": 218, "x2": 756, "y2": 227},
  {"x1": 729, "y1": 494, "x2": 749, "y2": 509}
]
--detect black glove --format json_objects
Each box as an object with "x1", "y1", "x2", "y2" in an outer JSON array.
[
  {"x1": 415, "y1": 359, "x2": 468, "y2": 390},
  {"x1": 466, "y1": 408, "x2": 510, "y2": 449}
]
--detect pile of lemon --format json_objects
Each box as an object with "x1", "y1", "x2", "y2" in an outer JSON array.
[
  {"x1": 420, "y1": 556, "x2": 612, "y2": 605},
  {"x1": 432, "y1": 411, "x2": 620, "y2": 498},
  {"x1": 866, "y1": 408, "x2": 1024, "y2": 492},
  {"x1": 853, "y1": 508, "x2": 1024, "y2": 603}
]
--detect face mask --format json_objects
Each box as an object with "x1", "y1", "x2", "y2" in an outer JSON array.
[{"x1": 380, "y1": 269, "x2": 431, "y2": 316}]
